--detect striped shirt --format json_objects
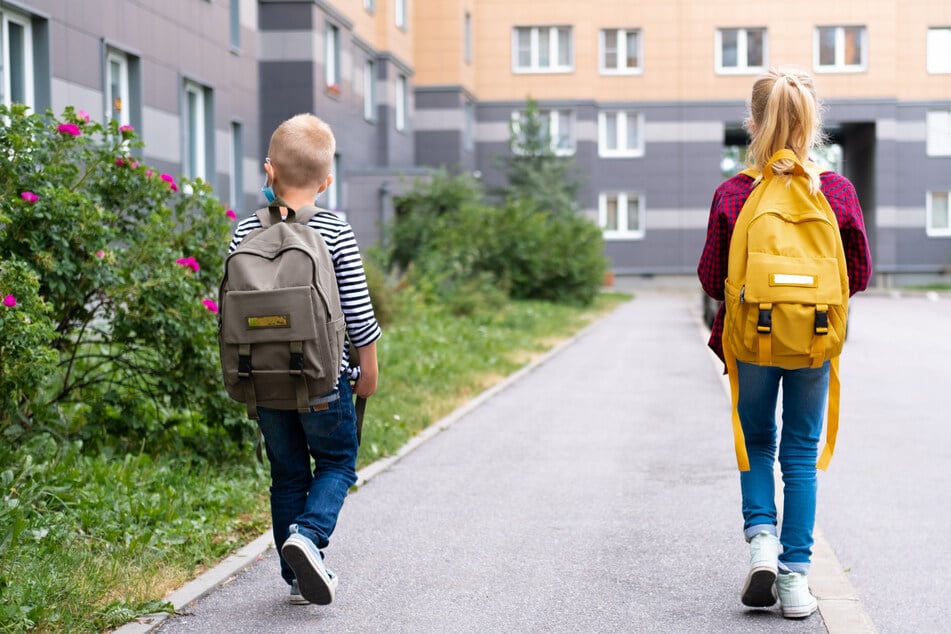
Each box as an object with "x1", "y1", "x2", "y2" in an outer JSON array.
[
  {"x1": 698, "y1": 171, "x2": 872, "y2": 363},
  {"x1": 228, "y1": 210, "x2": 382, "y2": 375}
]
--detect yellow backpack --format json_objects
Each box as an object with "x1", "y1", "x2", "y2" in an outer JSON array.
[{"x1": 723, "y1": 149, "x2": 850, "y2": 472}]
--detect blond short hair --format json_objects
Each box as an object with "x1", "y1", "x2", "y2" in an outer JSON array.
[{"x1": 267, "y1": 113, "x2": 336, "y2": 190}]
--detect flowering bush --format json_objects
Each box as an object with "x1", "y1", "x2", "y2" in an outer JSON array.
[{"x1": 0, "y1": 104, "x2": 244, "y2": 450}]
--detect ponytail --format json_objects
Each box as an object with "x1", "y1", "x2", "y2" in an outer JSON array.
[{"x1": 746, "y1": 67, "x2": 825, "y2": 194}]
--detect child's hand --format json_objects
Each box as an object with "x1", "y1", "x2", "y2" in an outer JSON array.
[{"x1": 353, "y1": 342, "x2": 378, "y2": 398}]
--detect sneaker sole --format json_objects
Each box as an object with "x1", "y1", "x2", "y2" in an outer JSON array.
[
  {"x1": 781, "y1": 599, "x2": 818, "y2": 619},
  {"x1": 281, "y1": 537, "x2": 334, "y2": 606},
  {"x1": 741, "y1": 567, "x2": 778, "y2": 608},
  {"x1": 289, "y1": 594, "x2": 311, "y2": 606}
]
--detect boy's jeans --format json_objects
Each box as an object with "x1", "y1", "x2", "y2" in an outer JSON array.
[
  {"x1": 736, "y1": 360, "x2": 829, "y2": 575},
  {"x1": 256, "y1": 376, "x2": 358, "y2": 584}
]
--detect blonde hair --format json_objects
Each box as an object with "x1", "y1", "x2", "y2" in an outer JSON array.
[
  {"x1": 746, "y1": 66, "x2": 825, "y2": 193},
  {"x1": 267, "y1": 113, "x2": 336, "y2": 190}
]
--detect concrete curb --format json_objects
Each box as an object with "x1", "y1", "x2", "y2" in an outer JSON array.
[{"x1": 112, "y1": 303, "x2": 610, "y2": 633}]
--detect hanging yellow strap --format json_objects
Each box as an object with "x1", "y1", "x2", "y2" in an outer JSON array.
[
  {"x1": 817, "y1": 355, "x2": 840, "y2": 470},
  {"x1": 722, "y1": 333, "x2": 751, "y2": 471}
]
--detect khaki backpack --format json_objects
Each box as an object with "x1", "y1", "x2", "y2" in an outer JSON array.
[
  {"x1": 723, "y1": 149, "x2": 850, "y2": 471},
  {"x1": 218, "y1": 204, "x2": 346, "y2": 420}
]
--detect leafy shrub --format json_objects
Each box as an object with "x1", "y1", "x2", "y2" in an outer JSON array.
[{"x1": 0, "y1": 104, "x2": 244, "y2": 450}]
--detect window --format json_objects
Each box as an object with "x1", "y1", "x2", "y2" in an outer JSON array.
[
  {"x1": 395, "y1": 0, "x2": 406, "y2": 29},
  {"x1": 395, "y1": 74, "x2": 407, "y2": 132},
  {"x1": 463, "y1": 99, "x2": 475, "y2": 152},
  {"x1": 229, "y1": 121, "x2": 243, "y2": 209},
  {"x1": 513, "y1": 26, "x2": 573, "y2": 73},
  {"x1": 598, "y1": 111, "x2": 644, "y2": 157},
  {"x1": 363, "y1": 59, "x2": 376, "y2": 121},
  {"x1": 599, "y1": 193, "x2": 644, "y2": 239},
  {"x1": 364, "y1": 0, "x2": 375, "y2": 12},
  {"x1": 927, "y1": 28, "x2": 951, "y2": 74},
  {"x1": 325, "y1": 24, "x2": 340, "y2": 91},
  {"x1": 2, "y1": 9, "x2": 34, "y2": 108},
  {"x1": 815, "y1": 26, "x2": 866, "y2": 72},
  {"x1": 716, "y1": 27, "x2": 766, "y2": 73},
  {"x1": 183, "y1": 80, "x2": 211, "y2": 181},
  {"x1": 600, "y1": 28, "x2": 641, "y2": 74},
  {"x1": 327, "y1": 154, "x2": 340, "y2": 210},
  {"x1": 927, "y1": 191, "x2": 950, "y2": 237},
  {"x1": 105, "y1": 50, "x2": 130, "y2": 126},
  {"x1": 926, "y1": 110, "x2": 951, "y2": 156},
  {"x1": 464, "y1": 12, "x2": 472, "y2": 64},
  {"x1": 229, "y1": 0, "x2": 240, "y2": 49},
  {"x1": 512, "y1": 108, "x2": 575, "y2": 155}
]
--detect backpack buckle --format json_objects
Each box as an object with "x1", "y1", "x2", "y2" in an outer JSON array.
[
  {"x1": 238, "y1": 354, "x2": 252, "y2": 378},
  {"x1": 814, "y1": 304, "x2": 829, "y2": 335},
  {"x1": 289, "y1": 343, "x2": 304, "y2": 376},
  {"x1": 757, "y1": 304, "x2": 772, "y2": 333}
]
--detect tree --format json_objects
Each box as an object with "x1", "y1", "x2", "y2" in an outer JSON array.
[{"x1": 494, "y1": 97, "x2": 582, "y2": 217}]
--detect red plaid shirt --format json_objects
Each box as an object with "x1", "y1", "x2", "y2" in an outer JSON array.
[{"x1": 697, "y1": 171, "x2": 872, "y2": 362}]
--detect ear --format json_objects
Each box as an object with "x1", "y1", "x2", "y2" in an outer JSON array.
[
  {"x1": 316, "y1": 173, "x2": 333, "y2": 194},
  {"x1": 263, "y1": 160, "x2": 275, "y2": 183}
]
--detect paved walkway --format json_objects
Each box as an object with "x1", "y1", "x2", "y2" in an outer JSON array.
[{"x1": 123, "y1": 290, "x2": 873, "y2": 633}]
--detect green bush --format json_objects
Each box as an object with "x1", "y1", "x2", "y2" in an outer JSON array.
[{"x1": 0, "y1": 104, "x2": 245, "y2": 451}]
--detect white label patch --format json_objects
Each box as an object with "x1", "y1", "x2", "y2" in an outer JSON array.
[{"x1": 773, "y1": 274, "x2": 815, "y2": 286}]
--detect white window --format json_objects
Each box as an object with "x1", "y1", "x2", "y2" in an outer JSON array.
[
  {"x1": 598, "y1": 111, "x2": 644, "y2": 157},
  {"x1": 2, "y1": 9, "x2": 35, "y2": 108},
  {"x1": 716, "y1": 27, "x2": 766, "y2": 74},
  {"x1": 229, "y1": 0, "x2": 240, "y2": 49},
  {"x1": 229, "y1": 121, "x2": 243, "y2": 208},
  {"x1": 325, "y1": 24, "x2": 339, "y2": 90},
  {"x1": 927, "y1": 27, "x2": 951, "y2": 74},
  {"x1": 395, "y1": 0, "x2": 406, "y2": 29},
  {"x1": 926, "y1": 110, "x2": 951, "y2": 157},
  {"x1": 395, "y1": 74, "x2": 407, "y2": 132},
  {"x1": 599, "y1": 193, "x2": 644, "y2": 239},
  {"x1": 511, "y1": 109, "x2": 575, "y2": 155},
  {"x1": 464, "y1": 12, "x2": 473, "y2": 64},
  {"x1": 927, "y1": 191, "x2": 950, "y2": 237},
  {"x1": 815, "y1": 26, "x2": 866, "y2": 72},
  {"x1": 363, "y1": 59, "x2": 376, "y2": 121},
  {"x1": 105, "y1": 50, "x2": 130, "y2": 126},
  {"x1": 513, "y1": 26, "x2": 573, "y2": 73},
  {"x1": 364, "y1": 0, "x2": 375, "y2": 12},
  {"x1": 600, "y1": 28, "x2": 641, "y2": 74},
  {"x1": 183, "y1": 81, "x2": 209, "y2": 181}
]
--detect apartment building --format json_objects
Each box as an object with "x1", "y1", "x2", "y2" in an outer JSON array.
[{"x1": 4, "y1": 1, "x2": 949, "y2": 283}]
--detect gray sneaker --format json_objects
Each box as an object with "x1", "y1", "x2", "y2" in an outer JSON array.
[
  {"x1": 281, "y1": 528, "x2": 337, "y2": 605},
  {"x1": 741, "y1": 531, "x2": 779, "y2": 608},
  {"x1": 289, "y1": 580, "x2": 310, "y2": 605},
  {"x1": 775, "y1": 572, "x2": 818, "y2": 619}
]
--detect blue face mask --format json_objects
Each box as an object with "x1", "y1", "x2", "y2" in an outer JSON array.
[{"x1": 262, "y1": 182, "x2": 276, "y2": 204}]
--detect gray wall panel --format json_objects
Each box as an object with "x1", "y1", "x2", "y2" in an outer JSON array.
[
  {"x1": 415, "y1": 89, "x2": 463, "y2": 110},
  {"x1": 259, "y1": 3, "x2": 314, "y2": 30}
]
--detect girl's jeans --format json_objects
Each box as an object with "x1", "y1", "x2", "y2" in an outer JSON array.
[
  {"x1": 736, "y1": 360, "x2": 830, "y2": 575},
  {"x1": 256, "y1": 376, "x2": 358, "y2": 584}
]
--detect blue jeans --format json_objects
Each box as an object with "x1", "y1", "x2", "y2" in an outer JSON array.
[
  {"x1": 736, "y1": 360, "x2": 829, "y2": 575},
  {"x1": 256, "y1": 376, "x2": 358, "y2": 584}
]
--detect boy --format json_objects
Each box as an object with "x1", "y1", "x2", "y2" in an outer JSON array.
[{"x1": 228, "y1": 113, "x2": 381, "y2": 606}]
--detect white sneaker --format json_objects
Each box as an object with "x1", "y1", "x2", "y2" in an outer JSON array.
[
  {"x1": 289, "y1": 579, "x2": 310, "y2": 605},
  {"x1": 741, "y1": 532, "x2": 779, "y2": 608},
  {"x1": 775, "y1": 572, "x2": 818, "y2": 619},
  {"x1": 281, "y1": 529, "x2": 337, "y2": 605}
]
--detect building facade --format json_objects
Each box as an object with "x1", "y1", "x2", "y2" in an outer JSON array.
[{"x1": 4, "y1": 0, "x2": 950, "y2": 284}]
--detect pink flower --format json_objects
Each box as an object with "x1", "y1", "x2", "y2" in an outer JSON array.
[
  {"x1": 145, "y1": 169, "x2": 154, "y2": 178},
  {"x1": 20, "y1": 191, "x2": 39, "y2": 203},
  {"x1": 116, "y1": 158, "x2": 125, "y2": 167},
  {"x1": 226, "y1": 209, "x2": 237, "y2": 220},
  {"x1": 175, "y1": 257, "x2": 200, "y2": 272},
  {"x1": 120, "y1": 124, "x2": 134, "y2": 134},
  {"x1": 130, "y1": 161, "x2": 139, "y2": 169},
  {"x1": 78, "y1": 110, "x2": 90, "y2": 122},
  {"x1": 160, "y1": 173, "x2": 178, "y2": 192},
  {"x1": 202, "y1": 299, "x2": 219, "y2": 313},
  {"x1": 2, "y1": 295, "x2": 16, "y2": 308},
  {"x1": 57, "y1": 123, "x2": 82, "y2": 137},
  {"x1": 96, "y1": 250, "x2": 105, "y2": 259}
]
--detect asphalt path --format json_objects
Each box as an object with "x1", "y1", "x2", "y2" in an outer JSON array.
[{"x1": 133, "y1": 288, "x2": 949, "y2": 633}]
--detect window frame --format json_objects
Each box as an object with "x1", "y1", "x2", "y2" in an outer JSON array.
[
  {"x1": 395, "y1": 74, "x2": 407, "y2": 132},
  {"x1": 926, "y1": 190, "x2": 951, "y2": 237},
  {"x1": 927, "y1": 27, "x2": 951, "y2": 74},
  {"x1": 464, "y1": 12, "x2": 473, "y2": 64},
  {"x1": 363, "y1": 59, "x2": 376, "y2": 122},
  {"x1": 599, "y1": 192, "x2": 645, "y2": 240},
  {"x1": 229, "y1": 120, "x2": 243, "y2": 210},
  {"x1": 325, "y1": 23, "x2": 340, "y2": 91},
  {"x1": 599, "y1": 28, "x2": 642, "y2": 75},
  {"x1": 183, "y1": 79, "x2": 209, "y2": 182},
  {"x1": 326, "y1": 154, "x2": 340, "y2": 211},
  {"x1": 229, "y1": 0, "x2": 240, "y2": 50},
  {"x1": 926, "y1": 109, "x2": 951, "y2": 157},
  {"x1": 814, "y1": 25, "x2": 867, "y2": 73},
  {"x1": 715, "y1": 27, "x2": 767, "y2": 75},
  {"x1": 1, "y1": 8, "x2": 35, "y2": 109},
  {"x1": 598, "y1": 110, "x2": 645, "y2": 158},
  {"x1": 512, "y1": 26, "x2": 573, "y2": 74},
  {"x1": 510, "y1": 108, "x2": 576, "y2": 156},
  {"x1": 395, "y1": 0, "x2": 407, "y2": 30},
  {"x1": 105, "y1": 49, "x2": 131, "y2": 126},
  {"x1": 364, "y1": 0, "x2": 375, "y2": 13}
]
